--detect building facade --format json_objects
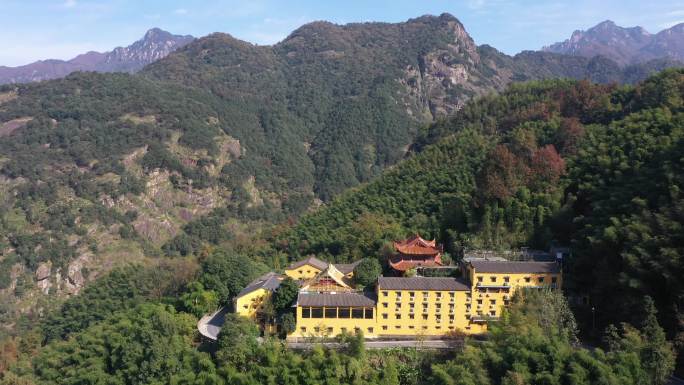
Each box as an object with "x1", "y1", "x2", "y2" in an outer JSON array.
[{"x1": 289, "y1": 259, "x2": 561, "y2": 340}]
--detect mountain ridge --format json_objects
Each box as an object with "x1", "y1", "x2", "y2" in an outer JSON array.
[
  {"x1": 543, "y1": 19, "x2": 684, "y2": 65},
  {"x1": 0, "y1": 28, "x2": 194, "y2": 84}
]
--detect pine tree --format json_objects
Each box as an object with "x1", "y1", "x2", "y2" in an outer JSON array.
[{"x1": 640, "y1": 296, "x2": 675, "y2": 385}]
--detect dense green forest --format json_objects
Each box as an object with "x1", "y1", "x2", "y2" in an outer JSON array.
[
  {"x1": 0, "y1": 262, "x2": 674, "y2": 385},
  {"x1": 277, "y1": 68, "x2": 684, "y2": 370},
  {"x1": 0, "y1": 13, "x2": 682, "y2": 384}
]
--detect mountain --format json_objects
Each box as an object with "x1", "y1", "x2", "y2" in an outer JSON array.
[
  {"x1": 0, "y1": 14, "x2": 680, "y2": 336},
  {"x1": 542, "y1": 20, "x2": 684, "y2": 66},
  {"x1": 0, "y1": 28, "x2": 194, "y2": 84}
]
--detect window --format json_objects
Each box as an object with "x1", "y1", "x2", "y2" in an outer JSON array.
[
  {"x1": 436, "y1": 303, "x2": 441, "y2": 309},
  {"x1": 436, "y1": 315, "x2": 441, "y2": 322},
  {"x1": 422, "y1": 326, "x2": 428, "y2": 330},
  {"x1": 436, "y1": 292, "x2": 442, "y2": 298},
  {"x1": 327, "y1": 327, "x2": 333, "y2": 333},
  {"x1": 383, "y1": 302, "x2": 388, "y2": 308},
  {"x1": 395, "y1": 291, "x2": 402, "y2": 298},
  {"x1": 367, "y1": 327, "x2": 374, "y2": 333},
  {"x1": 449, "y1": 315, "x2": 455, "y2": 323},
  {"x1": 298, "y1": 270, "x2": 303, "y2": 274},
  {"x1": 311, "y1": 307, "x2": 323, "y2": 318},
  {"x1": 490, "y1": 299, "x2": 496, "y2": 305},
  {"x1": 302, "y1": 307, "x2": 311, "y2": 318},
  {"x1": 382, "y1": 291, "x2": 388, "y2": 297},
  {"x1": 490, "y1": 310, "x2": 496, "y2": 316},
  {"x1": 352, "y1": 308, "x2": 364, "y2": 319},
  {"x1": 552, "y1": 276, "x2": 558, "y2": 283},
  {"x1": 341, "y1": 327, "x2": 347, "y2": 333},
  {"x1": 382, "y1": 325, "x2": 388, "y2": 330},
  {"x1": 409, "y1": 325, "x2": 415, "y2": 329},
  {"x1": 314, "y1": 327, "x2": 320, "y2": 333},
  {"x1": 409, "y1": 314, "x2": 415, "y2": 319},
  {"x1": 477, "y1": 299, "x2": 482, "y2": 305},
  {"x1": 477, "y1": 276, "x2": 483, "y2": 282},
  {"x1": 409, "y1": 291, "x2": 415, "y2": 298},
  {"x1": 422, "y1": 292, "x2": 429, "y2": 300},
  {"x1": 338, "y1": 307, "x2": 350, "y2": 318},
  {"x1": 409, "y1": 303, "x2": 415, "y2": 308},
  {"x1": 300, "y1": 327, "x2": 306, "y2": 333},
  {"x1": 449, "y1": 304, "x2": 455, "y2": 312},
  {"x1": 422, "y1": 314, "x2": 428, "y2": 320},
  {"x1": 382, "y1": 313, "x2": 388, "y2": 319},
  {"x1": 436, "y1": 326, "x2": 441, "y2": 330},
  {"x1": 306, "y1": 270, "x2": 311, "y2": 274},
  {"x1": 525, "y1": 277, "x2": 531, "y2": 283},
  {"x1": 449, "y1": 292, "x2": 455, "y2": 299},
  {"x1": 538, "y1": 277, "x2": 545, "y2": 283},
  {"x1": 354, "y1": 327, "x2": 360, "y2": 334},
  {"x1": 504, "y1": 276, "x2": 510, "y2": 283},
  {"x1": 364, "y1": 308, "x2": 373, "y2": 319},
  {"x1": 490, "y1": 276, "x2": 496, "y2": 282},
  {"x1": 243, "y1": 305, "x2": 248, "y2": 309},
  {"x1": 422, "y1": 303, "x2": 428, "y2": 310},
  {"x1": 396, "y1": 302, "x2": 402, "y2": 309},
  {"x1": 395, "y1": 314, "x2": 402, "y2": 320},
  {"x1": 395, "y1": 325, "x2": 402, "y2": 329},
  {"x1": 325, "y1": 307, "x2": 337, "y2": 318}
]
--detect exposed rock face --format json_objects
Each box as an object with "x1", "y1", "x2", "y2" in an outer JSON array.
[
  {"x1": 542, "y1": 20, "x2": 684, "y2": 66},
  {"x1": 0, "y1": 28, "x2": 194, "y2": 84},
  {"x1": 35, "y1": 262, "x2": 51, "y2": 294},
  {"x1": 64, "y1": 253, "x2": 90, "y2": 295}
]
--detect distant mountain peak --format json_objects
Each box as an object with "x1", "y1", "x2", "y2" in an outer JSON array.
[
  {"x1": 0, "y1": 28, "x2": 194, "y2": 84},
  {"x1": 542, "y1": 20, "x2": 681, "y2": 66}
]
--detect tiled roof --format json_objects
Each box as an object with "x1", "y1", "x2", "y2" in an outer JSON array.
[
  {"x1": 286, "y1": 256, "x2": 329, "y2": 271},
  {"x1": 235, "y1": 272, "x2": 282, "y2": 298},
  {"x1": 388, "y1": 257, "x2": 442, "y2": 272},
  {"x1": 469, "y1": 260, "x2": 561, "y2": 274},
  {"x1": 333, "y1": 260, "x2": 362, "y2": 275},
  {"x1": 377, "y1": 276, "x2": 470, "y2": 291},
  {"x1": 297, "y1": 292, "x2": 377, "y2": 307},
  {"x1": 394, "y1": 234, "x2": 442, "y2": 255}
]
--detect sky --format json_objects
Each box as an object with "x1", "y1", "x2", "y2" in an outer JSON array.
[{"x1": 1, "y1": 0, "x2": 683, "y2": 67}]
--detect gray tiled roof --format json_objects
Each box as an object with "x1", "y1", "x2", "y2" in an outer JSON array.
[
  {"x1": 236, "y1": 272, "x2": 282, "y2": 298},
  {"x1": 469, "y1": 260, "x2": 560, "y2": 274},
  {"x1": 297, "y1": 292, "x2": 376, "y2": 307},
  {"x1": 286, "y1": 256, "x2": 329, "y2": 271},
  {"x1": 334, "y1": 260, "x2": 362, "y2": 275},
  {"x1": 377, "y1": 277, "x2": 470, "y2": 291}
]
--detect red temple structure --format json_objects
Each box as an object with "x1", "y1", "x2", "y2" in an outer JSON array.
[{"x1": 389, "y1": 235, "x2": 443, "y2": 273}]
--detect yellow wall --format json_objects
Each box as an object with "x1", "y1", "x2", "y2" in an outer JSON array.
[
  {"x1": 284, "y1": 264, "x2": 323, "y2": 281},
  {"x1": 234, "y1": 288, "x2": 271, "y2": 319},
  {"x1": 376, "y1": 288, "x2": 475, "y2": 336},
  {"x1": 469, "y1": 269, "x2": 562, "y2": 321},
  {"x1": 290, "y1": 306, "x2": 378, "y2": 338}
]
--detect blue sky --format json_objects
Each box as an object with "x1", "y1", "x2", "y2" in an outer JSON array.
[{"x1": 1, "y1": 0, "x2": 683, "y2": 66}]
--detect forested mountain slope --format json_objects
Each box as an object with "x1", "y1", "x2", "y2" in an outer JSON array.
[
  {"x1": 0, "y1": 13, "x2": 679, "y2": 336},
  {"x1": 279, "y1": 68, "x2": 684, "y2": 366}
]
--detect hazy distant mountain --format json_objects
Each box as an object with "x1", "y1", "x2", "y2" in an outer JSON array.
[
  {"x1": 0, "y1": 28, "x2": 194, "y2": 84},
  {"x1": 542, "y1": 20, "x2": 684, "y2": 66}
]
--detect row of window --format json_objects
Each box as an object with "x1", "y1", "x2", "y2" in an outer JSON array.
[
  {"x1": 476, "y1": 275, "x2": 558, "y2": 284},
  {"x1": 300, "y1": 307, "x2": 374, "y2": 319},
  {"x1": 381, "y1": 313, "x2": 461, "y2": 322},
  {"x1": 380, "y1": 291, "x2": 457, "y2": 299}
]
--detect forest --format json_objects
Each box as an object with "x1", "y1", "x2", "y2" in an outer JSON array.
[{"x1": 0, "y1": 67, "x2": 681, "y2": 384}]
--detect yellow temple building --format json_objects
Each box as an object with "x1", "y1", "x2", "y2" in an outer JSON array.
[{"x1": 233, "y1": 238, "x2": 563, "y2": 340}]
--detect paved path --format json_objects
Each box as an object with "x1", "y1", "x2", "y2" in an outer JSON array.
[
  {"x1": 197, "y1": 307, "x2": 228, "y2": 341},
  {"x1": 288, "y1": 339, "x2": 462, "y2": 350}
]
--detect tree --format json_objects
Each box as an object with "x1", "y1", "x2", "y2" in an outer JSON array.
[
  {"x1": 353, "y1": 258, "x2": 382, "y2": 288},
  {"x1": 216, "y1": 314, "x2": 260, "y2": 371},
  {"x1": 180, "y1": 281, "x2": 218, "y2": 318},
  {"x1": 272, "y1": 277, "x2": 299, "y2": 313},
  {"x1": 279, "y1": 312, "x2": 296, "y2": 338},
  {"x1": 640, "y1": 296, "x2": 675, "y2": 385}
]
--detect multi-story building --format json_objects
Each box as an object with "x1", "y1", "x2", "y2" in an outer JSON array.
[
  {"x1": 288, "y1": 258, "x2": 561, "y2": 340},
  {"x1": 234, "y1": 272, "x2": 282, "y2": 320},
  {"x1": 232, "y1": 241, "x2": 563, "y2": 340},
  {"x1": 388, "y1": 235, "x2": 443, "y2": 273}
]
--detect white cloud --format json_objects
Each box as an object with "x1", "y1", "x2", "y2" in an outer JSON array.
[
  {"x1": 63, "y1": 0, "x2": 77, "y2": 8},
  {"x1": 174, "y1": 8, "x2": 188, "y2": 15}
]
